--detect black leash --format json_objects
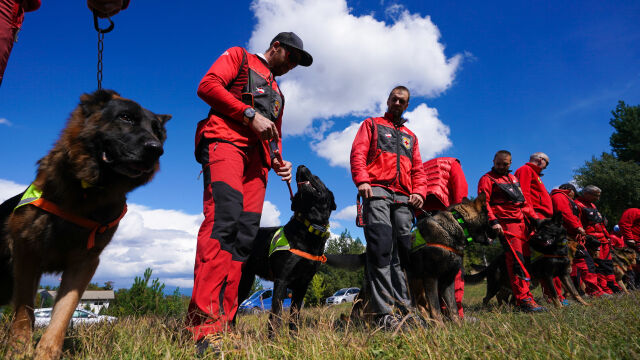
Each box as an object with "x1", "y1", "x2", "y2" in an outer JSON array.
[{"x1": 93, "y1": 12, "x2": 115, "y2": 90}]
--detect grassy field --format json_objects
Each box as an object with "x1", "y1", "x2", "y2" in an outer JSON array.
[{"x1": 2, "y1": 282, "x2": 640, "y2": 359}]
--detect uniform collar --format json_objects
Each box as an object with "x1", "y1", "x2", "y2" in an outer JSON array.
[
  {"x1": 526, "y1": 162, "x2": 543, "y2": 176},
  {"x1": 383, "y1": 112, "x2": 406, "y2": 127}
]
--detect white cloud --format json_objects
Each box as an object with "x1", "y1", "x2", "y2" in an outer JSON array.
[
  {"x1": 403, "y1": 103, "x2": 452, "y2": 159},
  {"x1": 333, "y1": 205, "x2": 357, "y2": 221},
  {"x1": 0, "y1": 118, "x2": 11, "y2": 126},
  {"x1": 260, "y1": 200, "x2": 281, "y2": 226},
  {"x1": 311, "y1": 121, "x2": 361, "y2": 168},
  {"x1": 0, "y1": 178, "x2": 283, "y2": 290},
  {"x1": 248, "y1": 0, "x2": 462, "y2": 136},
  {"x1": 311, "y1": 103, "x2": 451, "y2": 169}
]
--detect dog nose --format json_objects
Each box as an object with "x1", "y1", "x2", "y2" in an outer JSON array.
[{"x1": 143, "y1": 140, "x2": 164, "y2": 158}]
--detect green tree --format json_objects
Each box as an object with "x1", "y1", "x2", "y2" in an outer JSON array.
[
  {"x1": 305, "y1": 274, "x2": 326, "y2": 306},
  {"x1": 105, "y1": 268, "x2": 187, "y2": 318},
  {"x1": 609, "y1": 101, "x2": 640, "y2": 163},
  {"x1": 574, "y1": 152, "x2": 640, "y2": 226},
  {"x1": 308, "y1": 230, "x2": 365, "y2": 305},
  {"x1": 250, "y1": 277, "x2": 264, "y2": 296}
]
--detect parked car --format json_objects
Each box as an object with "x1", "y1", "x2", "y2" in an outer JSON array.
[
  {"x1": 34, "y1": 308, "x2": 117, "y2": 327},
  {"x1": 238, "y1": 289, "x2": 292, "y2": 314},
  {"x1": 326, "y1": 287, "x2": 360, "y2": 305}
]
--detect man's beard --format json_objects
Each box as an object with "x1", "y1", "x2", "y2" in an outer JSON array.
[{"x1": 492, "y1": 167, "x2": 509, "y2": 175}]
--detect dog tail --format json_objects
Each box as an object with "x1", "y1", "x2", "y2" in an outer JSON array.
[
  {"x1": 0, "y1": 193, "x2": 21, "y2": 306},
  {"x1": 325, "y1": 253, "x2": 366, "y2": 270},
  {"x1": 464, "y1": 265, "x2": 489, "y2": 284}
]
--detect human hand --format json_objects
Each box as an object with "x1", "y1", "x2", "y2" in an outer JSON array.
[
  {"x1": 492, "y1": 223, "x2": 504, "y2": 235},
  {"x1": 357, "y1": 183, "x2": 372, "y2": 199},
  {"x1": 408, "y1": 194, "x2": 424, "y2": 209},
  {"x1": 577, "y1": 227, "x2": 586, "y2": 236},
  {"x1": 249, "y1": 113, "x2": 279, "y2": 141},
  {"x1": 87, "y1": 0, "x2": 126, "y2": 18},
  {"x1": 272, "y1": 159, "x2": 292, "y2": 182}
]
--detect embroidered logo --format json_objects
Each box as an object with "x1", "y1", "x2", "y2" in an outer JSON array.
[
  {"x1": 402, "y1": 136, "x2": 411, "y2": 149},
  {"x1": 256, "y1": 87, "x2": 265, "y2": 94},
  {"x1": 385, "y1": 133, "x2": 392, "y2": 138},
  {"x1": 273, "y1": 100, "x2": 281, "y2": 118}
]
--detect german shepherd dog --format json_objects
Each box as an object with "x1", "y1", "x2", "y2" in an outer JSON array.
[
  {"x1": 327, "y1": 193, "x2": 494, "y2": 325},
  {"x1": 466, "y1": 214, "x2": 589, "y2": 308},
  {"x1": 0, "y1": 90, "x2": 170, "y2": 360},
  {"x1": 236, "y1": 165, "x2": 336, "y2": 335},
  {"x1": 406, "y1": 193, "x2": 494, "y2": 323},
  {"x1": 611, "y1": 246, "x2": 637, "y2": 293}
]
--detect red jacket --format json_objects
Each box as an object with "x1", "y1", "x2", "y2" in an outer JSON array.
[
  {"x1": 550, "y1": 189, "x2": 583, "y2": 236},
  {"x1": 609, "y1": 234, "x2": 624, "y2": 248},
  {"x1": 575, "y1": 197, "x2": 610, "y2": 243},
  {"x1": 195, "y1": 47, "x2": 283, "y2": 167},
  {"x1": 514, "y1": 162, "x2": 553, "y2": 218},
  {"x1": 619, "y1": 208, "x2": 640, "y2": 242},
  {"x1": 422, "y1": 157, "x2": 468, "y2": 211},
  {"x1": 478, "y1": 170, "x2": 535, "y2": 225},
  {"x1": 350, "y1": 114, "x2": 427, "y2": 197}
]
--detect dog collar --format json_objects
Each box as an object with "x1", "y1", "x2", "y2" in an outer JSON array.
[
  {"x1": 15, "y1": 183, "x2": 127, "y2": 250},
  {"x1": 294, "y1": 213, "x2": 330, "y2": 239},
  {"x1": 268, "y1": 227, "x2": 327, "y2": 263},
  {"x1": 450, "y1": 210, "x2": 473, "y2": 243}
]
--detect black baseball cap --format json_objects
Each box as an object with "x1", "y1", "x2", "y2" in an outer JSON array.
[{"x1": 270, "y1": 32, "x2": 313, "y2": 67}]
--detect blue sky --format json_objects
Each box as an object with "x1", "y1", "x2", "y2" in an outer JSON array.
[{"x1": 1, "y1": 0, "x2": 638, "y2": 292}]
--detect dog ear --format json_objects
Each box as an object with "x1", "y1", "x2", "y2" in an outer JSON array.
[
  {"x1": 329, "y1": 191, "x2": 337, "y2": 211},
  {"x1": 474, "y1": 192, "x2": 486, "y2": 211},
  {"x1": 156, "y1": 114, "x2": 172, "y2": 124},
  {"x1": 80, "y1": 89, "x2": 119, "y2": 118}
]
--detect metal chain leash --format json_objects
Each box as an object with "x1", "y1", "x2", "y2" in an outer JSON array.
[
  {"x1": 93, "y1": 13, "x2": 114, "y2": 91},
  {"x1": 97, "y1": 31, "x2": 104, "y2": 90}
]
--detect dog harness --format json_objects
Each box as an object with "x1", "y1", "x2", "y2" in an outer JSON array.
[
  {"x1": 268, "y1": 213, "x2": 329, "y2": 263},
  {"x1": 530, "y1": 238, "x2": 569, "y2": 263},
  {"x1": 450, "y1": 210, "x2": 473, "y2": 243},
  {"x1": 14, "y1": 183, "x2": 127, "y2": 250},
  {"x1": 410, "y1": 228, "x2": 463, "y2": 256}
]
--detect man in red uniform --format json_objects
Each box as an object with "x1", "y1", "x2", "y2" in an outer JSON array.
[
  {"x1": 575, "y1": 185, "x2": 622, "y2": 294},
  {"x1": 351, "y1": 86, "x2": 427, "y2": 328},
  {"x1": 514, "y1": 152, "x2": 567, "y2": 305},
  {"x1": 188, "y1": 32, "x2": 312, "y2": 349},
  {"x1": 478, "y1": 150, "x2": 546, "y2": 312},
  {"x1": 422, "y1": 157, "x2": 468, "y2": 318},
  {"x1": 550, "y1": 183, "x2": 605, "y2": 297},
  {"x1": 619, "y1": 208, "x2": 640, "y2": 248},
  {"x1": 0, "y1": 0, "x2": 128, "y2": 86}
]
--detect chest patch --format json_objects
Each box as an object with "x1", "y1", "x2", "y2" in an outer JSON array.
[{"x1": 402, "y1": 136, "x2": 411, "y2": 149}]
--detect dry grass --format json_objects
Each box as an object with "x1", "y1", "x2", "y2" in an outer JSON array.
[{"x1": 2, "y1": 283, "x2": 640, "y2": 359}]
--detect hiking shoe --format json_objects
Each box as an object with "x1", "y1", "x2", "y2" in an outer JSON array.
[
  {"x1": 517, "y1": 298, "x2": 547, "y2": 313},
  {"x1": 561, "y1": 299, "x2": 571, "y2": 307},
  {"x1": 195, "y1": 334, "x2": 223, "y2": 356}
]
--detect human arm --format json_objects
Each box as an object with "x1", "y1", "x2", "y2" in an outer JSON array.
[
  {"x1": 350, "y1": 119, "x2": 374, "y2": 188},
  {"x1": 515, "y1": 166, "x2": 540, "y2": 219},
  {"x1": 478, "y1": 175, "x2": 500, "y2": 233}
]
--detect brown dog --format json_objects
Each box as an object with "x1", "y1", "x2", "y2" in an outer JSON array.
[
  {"x1": 612, "y1": 246, "x2": 637, "y2": 293},
  {"x1": 0, "y1": 90, "x2": 170, "y2": 360}
]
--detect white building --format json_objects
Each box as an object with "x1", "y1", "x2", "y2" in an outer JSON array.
[{"x1": 38, "y1": 290, "x2": 115, "y2": 314}]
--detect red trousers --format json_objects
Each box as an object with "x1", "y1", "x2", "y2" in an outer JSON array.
[
  {"x1": 0, "y1": 0, "x2": 22, "y2": 86},
  {"x1": 187, "y1": 141, "x2": 268, "y2": 340},
  {"x1": 500, "y1": 220, "x2": 535, "y2": 305},
  {"x1": 571, "y1": 256, "x2": 604, "y2": 297},
  {"x1": 454, "y1": 269, "x2": 464, "y2": 317}
]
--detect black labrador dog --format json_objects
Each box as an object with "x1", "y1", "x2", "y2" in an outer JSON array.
[{"x1": 237, "y1": 165, "x2": 336, "y2": 334}]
